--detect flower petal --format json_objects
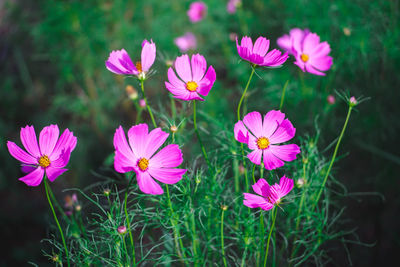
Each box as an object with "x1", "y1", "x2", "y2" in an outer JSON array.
[
  {"x1": 279, "y1": 175, "x2": 294, "y2": 198},
  {"x1": 148, "y1": 168, "x2": 186, "y2": 184},
  {"x1": 39, "y1": 125, "x2": 59, "y2": 156},
  {"x1": 20, "y1": 125, "x2": 41, "y2": 157},
  {"x1": 243, "y1": 111, "x2": 263, "y2": 137},
  {"x1": 309, "y1": 55, "x2": 333, "y2": 72},
  {"x1": 247, "y1": 149, "x2": 262, "y2": 165},
  {"x1": 196, "y1": 65, "x2": 216, "y2": 97},
  {"x1": 19, "y1": 167, "x2": 44, "y2": 186},
  {"x1": 243, "y1": 193, "x2": 273, "y2": 210},
  {"x1": 191, "y1": 53, "x2": 207, "y2": 81},
  {"x1": 253, "y1": 36, "x2": 270, "y2": 57},
  {"x1": 167, "y1": 67, "x2": 186, "y2": 88},
  {"x1": 269, "y1": 119, "x2": 296, "y2": 144},
  {"x1": 262, "y1": 149, "x2": 285, "y2": 170},
  {"x1": 114, "y1": 126, "x2": 137, "y2": 162},
  {"x1": 114, "y1": 150, "x2": 136, "y2": 173},
  {"x1": 141, "y1": 40, "x2": 156, "y2": 72},
  {"x1": 175, "y1": 54, "x2": 192, "y2": 82},
  {"x1": 143, "y1": 128, "x2": 169, "y2": 159},
  {"x1": 50, "y1": 129, "x2": 77, "y2": 161},
  {"x1": 127, "y1": 124, "x2": 149, "y2": 157},
  {"x1": 262, "y1": 110, "x2": 286, "y2": 138},
  {"x1": 252, "y1": 178, "x2": 270, "y2": 197},
  {"x1": 268, "y1": 144, "x2": 301, "y2": 162},
  {"x1": 46, "y1": 167, "x2": 68, "y2": 182},
  {"x1": 234, "y1": 120, "x2": 249, "y2": 144},
  {"x1": 136, "y1": 171, "x2": 164, "y2": 195},
  {"x1": 7, "y1": 141, "x2": 37, "y2": 164},
  {"x1": 149, "y1": 144, "x2": 183, "y2": 168}
]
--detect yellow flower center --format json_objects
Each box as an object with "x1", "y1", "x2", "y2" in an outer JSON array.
[
  {"x1": 186, "y1": 81, "x2": 198, "y2": 92},
  {"x1": 135, "y1": 61, "x2": 142, "y2": 73},
  {"x1": 38, "y1": 155, "x2": 51, "y2": 168},
  {"x1": 138, "y1": 158, "x2": 149, "y2": 171},
  {"x1": 256, "y1": 137, "x2": 270, "y2": 150},
  {"x1": 300, "y1": 53, "x2": 309, "y2": 62}
]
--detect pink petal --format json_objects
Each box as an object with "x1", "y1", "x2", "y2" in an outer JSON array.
[
  {"x1": 247, "y1": 135, "x2": 258, "y2": 150},
  {"x1": 165, "y1": 81, "x2": 192, "y2": 101},
  {"x1": 175, "y1": 54, "x2": 192, "y2": 82},
  {"x1": 127, "y1": 124, "x2": 149, "y2": 157},
  {"x1": 39, "y1": 125, "x2": 59, "y2": 156},
  {"x1": 148, "y1": 168, "x2": 186, "y2": 184},
  {"x1": 141, "y1": 40, "x2": 156, "y2": 72},
  {"x1": 19, "y1": 167, "x2": 44, "y2": 186},
  {"x1": 20, "y1": 125, "x2": 41, "y2": 157},
  {"x1": 262, "y1": 149, "x2": 285, "y2": 170},
  {"x1": 243, "y1": 193, "x2": 273, "y2": 210},
  {"x1": 234, "y1": 120, "x2": 249, "y2": 144},
  {"x1": 247, "y1": 149, "x2": 262, "y2": 165},
  {"x1": 268, "y1": 144, "x2": 300, "y2": 162},
  {"x1": 252, "y1": 178, "x2": 270, "y2": 197},
  {"x1": 50, "y1": 129, "x2": 77, "y2": 161},
  {"x1": 268, "y1": 184, "x2": 281, "y2": 204},
  {"x1": 136, "y1": 171, "x2": 164, "y2": 195},
  {"x1": 149, "y1": 144, "x2": 183, "y2": 168},
  {"x1": 113, "y1": 126, "x2": 137, "y2": 161},
  {"x1": 143, "y1": 128, "x2": 169, "y2": 159},
  {"x1": 311, "y1": 41, "x2": 331, "y2": 58},
  {"x1": 268, "y1": 119, "x2": 296, "y2": 144},
  {"x1": 240, "y1": 36, "x2": 253, "y2": 52},
  {"x1": 196, "y1": 65, "x2": 216, "y2": 97},
  {"x1": 243, "y1": 111, "x2": 263, "y2": 137},
  {"x1": 50, "y1": 149, "x2": 71, "y2": 168},
  {"x1": 277, "y1": 34, "x2": 291, "y2": 52},
  {"x1": 105, "y1": 49, "x2": 138, "y2": 75},
  {"x1": 46, "y1": 167, "x2": 68, "y2": 182},
  {"x1": 114, "y1": 150, "x2": 136, "y2": 173},
  {"x1": 191, "y1": 53, "x2": 207, "y2": 81},
  {"x1": 278, "y1": 175, "x2": 294, "y2": 198},
  {"x1": 21, "y1": 165, "x2": 37, "y2": 173},
  {"x1": 7, "y1": 141, "x2": 37, "y2": 164},
  {"x1": 305, "y1": 64, "x2": 326, "y2": 76},
  {"x1": 309, "y1": 55, "x2": 333, "y2": 72},
  {"x1": 253, "y1": 36, "x2": 270, "y2": 57},
  {"x1": 303, "y1": 33, "x2": 321, "y2": 54},
  {"x1": 167, "y1": 67, "x2": 186, "y2": 88},
  {"x1": 262, "y1": 110, "x2": 286, "y2": 138}
]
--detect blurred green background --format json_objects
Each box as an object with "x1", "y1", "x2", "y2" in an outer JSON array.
[{"x1": 1, "y1": 0, "x2": 399, "y2": 265}]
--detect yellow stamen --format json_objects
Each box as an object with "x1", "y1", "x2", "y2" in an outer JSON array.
[
  {"x1": 135, "y1": 61, "x2": 142, "y2": 73},
  {"x1": 300, "y1": 53, "x2": 309, "y2": 62},
  {"x1": 256, "y1": 137, "x2": 270, "y2": 150},
  {"x1": 138, "y1": 158, "x2": 149, "y2": 171},
  {"x1": 186, "y1": 81, "x2": 198, "y2": 92},
  {"x1": 38, "y1": 155, "x2": 51, "y2": 168}
]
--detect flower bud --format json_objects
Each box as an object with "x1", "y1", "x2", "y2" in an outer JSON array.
[
  {"x1": 125, "y1": 85, "x2": 138, "y2": 100},
  {"x1": 118, "y1": 225, "x2": 127, "y2": 235},
  {"x1": 221, "y1": 205, "x2": 228, "y2": 211},
  {"x1": 296, "y1": 178, "x2": 306, "y2": 188},
  {"x1": 349, "y1": 96, "x2": 357, "y2": 107},
  {"x1": 75, "y1": 205, "x2": 81, "y2": 212},
  {"x1": 327, "y1": 95, "x2": 335, "y2": 104},
  {"x1": 103, "y1": 189, "x2": 110, "y2": 197},
  {"x1": 343, "y1": 27, "x2": 351, "y2": 36},
  {"x1": 139, "y1": 99, "x2": 146, "y2": 108},
  {"x1": 170, "y1": 125, "x2": 178, "y2": 133}
]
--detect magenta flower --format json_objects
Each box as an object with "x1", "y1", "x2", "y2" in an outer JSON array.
[
  {"x1": 174, "y1": 32, "x2": 197, "y2": 52},
  {"x1": 165, "y1": 54, "x2": 216, "y2": 101},
  {"x1": 243, "y1": 176, "x2": 294, "y2": 210},
  {"x1": 7, "y1": 125, "x2": 77, "y2": 186},
  {"x1": 227, "y1": 0, "x2": 241, "y2": 14},
  {"x1": 236, "y1": 36, "x2": 289, "y2": 67},
  {"x1": 113, "y1": 124, "x2": 187, "y2": 195},
  {"x1": 234, "y1": 110, "x2": 300, "y2": 170},
  {"x1": 187, "y1": 1, "x2": 207, "y2": 23},
  {"x1": 292, "y1": 32, "x2": 333, "y2": 76},
  {"x1": 277, "y1": 28, "x2": 310, "y2": 55},
  {"x1": 105, "y1": 39, "x2": 156, "y2": 80}
]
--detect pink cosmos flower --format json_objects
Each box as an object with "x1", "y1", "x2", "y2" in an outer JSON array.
[
  {"x1": 277, "y1": 28, "x2": 310, "y2": 55},
  {"x1": 105, "y1": 39, "x2": 156, "y2": 80},
  {"x1": 7, "y1": 125, "x2": 77, "y2": 186},
  {"x1": 243, "y1": 176, "x2": 294, "y2": 210},
  {"x1": 113, "y1": 124, "x2": 187, "y2": 195},
  {"x1": 174, "y1": 32, "x2": 197, "y2": 52},
  {"x1": 165, "y1": 54, "x2": 216, "y2": 101},
  {"x1": 227, "y1": 0, "x2": 241, "y2": 14},
  {"x1": 292, "y1": 32, "x2": 333, "y2": 76},
  {"x1": 187, "y1": 1, "x2": 207, "y2": 23},
  {"x1": 234, "y1": 110, "x2": 301, "y2": 170},
  {"x1": 236, "y1": 36, "x2": 289, "y2": 67}
]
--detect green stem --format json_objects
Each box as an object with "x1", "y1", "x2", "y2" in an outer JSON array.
[
  {"x1": 279, "y1": 80, "x2": 289, "y2": 110},
  {"x1": 134, "y1": 101, "x2": 143, "y2": 124},
  {"x1": 264, "y1": 207, "x2": 277, "y2": 267},
  {"x1": 312, "y1": 105, "x2": 353, "y2": 210},
  {"x1": 170, "y1": 94, "x2": 177, "y2": 120},
  {"x1": 258, "y1": 210, "x2": 265, "y2": 265},
  {"x1": 166, "y1": 185, "x2": 185, "y2": 260},
  {"x1": 252, "y1": 164, "x2": 256, "y2": 184},
  {"x1": 193, "y1": 101, "x2": 210, "y2": 167},
  {"x1": 190, "y1": 198, "x2": 198, "y2": 265},
  {"x1": 221, "y1": 209, "x2": 227, "y2": 267},
  {"x1": 140, "y1": 80, "x2": 157, "y2": 128},
  {"x1": 124, "y1": 176, "x2": 136, "y2": 266},
  {"x1": 44, "y1": 179, "x2": 70, "y2": 267},
  {"x1": 240, "y1": 241, "x2": 249, "y2": 267}
]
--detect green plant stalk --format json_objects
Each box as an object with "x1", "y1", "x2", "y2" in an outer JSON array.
[
  {"x1": 44, "y1": 178, "x2": 70, "y2": 267},
  {"x1": 312, "y1": 105, "x2": 353, "y2": 210},
  {"x1": 252, "y1": 164, "x2": 256, "y2": 184},
  {"x1": 140, "y1": 80, "x2": 157, "y2": 128},
  {"x1": 134, "y1": 100, "x2": 143, "y2": 124},
  {"x1": 189, "y1": 198, "x2": 198, "y2": 265},
  {"x1": 240, "y1": 240, "x2": 249, "y2": 267},
  {"x1": 170, "y1": 94, "x2": 177, "y2": 120},
  {"x1": 221, "y1": 209, "x2": 227, "y2": 267},
  {"x1": 279, "y1": 80, "x2": 289, "y2": 110},
  {"x1": 264, "y1": 207, "x2": 277, "y2": 267},
  {"x1": 166, "y1": 185, "x2": 186, "y2": 260},
  {"x1": 124, "y1": 175, "x2": 136, "y2": 266},
  {"x1": 47, "y1": 183, "x2": 69, "y2": 222},
  {"x1": 122, "y1": 235, "x2": 130, "y2": 264},
  {"x1": 257, "y1": 210, "x2": 265, "y2": 265},
  {"x1": 193, "y1": 100, "x2": 210, "y2": 167}
]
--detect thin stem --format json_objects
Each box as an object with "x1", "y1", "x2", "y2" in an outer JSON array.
[
  {"x1": 140, "y1": 80, "x2": 157, "y2": 128},
  {"x1": 122, "y1": 235, "x2": 130, "y2": 264},
  {"x1": 170, "y1": 94, "x2": 177, "y2": 120},
  {"x1": 279, "y1": 80, "x2": 289, "y2": 110},
  {"x1": 193, "y1": 101, "x2": 210, "y2": 167},
  {"x1": 240, "y1": 241, "x2": 249, "y2": 267},
  {"x1": 264, "y1": 207, "x2": 278, "y2": 267},
  {"x1": 258, "y1": 210, "x2": 265, "y2": 265},
  {"x1": 190, "y1": 198, "x2": 198, "y2": 265},
  {"x1": 312, "y1": 106, "x2": 353, "y2": 210},
  {"x1": 252, "y1": 164, "x2": 256, "y2": 184},
  {"x1": 44, "y1": 179, "x2": 70, "y2": 267},
  {"x1": 124, "y1": 175, "x2": 136, "y2": 266},
  {"x1": 134, "y1": 101, "x2": 143, "y2": 124},
  {"x1": 221, "y1": 209, "x2": 227, "y2": 267}
]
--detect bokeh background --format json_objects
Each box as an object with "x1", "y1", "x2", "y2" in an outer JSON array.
[{"x1": 1, "y1": 0, "x2": 399, "y2": 265}]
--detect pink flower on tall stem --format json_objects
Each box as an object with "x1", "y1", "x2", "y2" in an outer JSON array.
[
  {"x1": 187, "y1": 2, "x2": 207, "y2": 23},
  {"x1": 113, "y1": 124, "x2": 187, "y2": 195},
  {"x1": 165, "y1": 54, "x2": 216, "y2": 101},
  {"x1": 227, "y1": 0, "x2": 241, "y2": 14},
  {"x1": 174, "y1": 32, "x2": 197, "y2": 52},
  {"x1": 234, "y1": 110, "x2": 300, "y2": 170},
  {"x1": 277, "y1": 28, "x2": 310, "y2": 55},
  {"x1": 244, "y1": 176, "x2": 294, "y2": 210},
  {"x1": 106, "y1": 39, "x2": 156, "y2": 80},
  {"x1": 236, "y1": 36, "x2": 289, "y2": 67},
  {"x1": 7, "y1": 125, "x2": 77, "y2": 186}
]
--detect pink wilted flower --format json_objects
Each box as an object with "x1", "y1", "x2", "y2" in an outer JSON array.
[
  {"x1": 234, "y1": 110, "x2": 300, "y2": 170},
  {"x1": 227, "y1": 0, "x2": 241, "y2": 14},
  {"x1": 174, "y1": 32, "x2": 197, "y2": 52},
  {"x1": 244, "y1": 176, "x2": 294, "y2": 210},
  {"x1": 7, "y1": 125, "x2": 77, "y2": 186},
  {"x1": 105, "y1": 39, "x2": 156, "y2": 80},
  {"x1": 165, "y1": 54, "x2": 216, "y2": 101},
  {"x1": 113, "y1": 124, "x2": 187, "y2": 195},
  {"x1": 236, "y1": 36, "x2": 289, "y2": 67},
  {"x1": 277, "y1": 28, "x2": 310, "y2": 55},
  {"x1": 187, "y1": 2, "x2": 207, "y2": 23},
  {"x1": 292, "y1": 32, "x2": 333, "y2": 76}
]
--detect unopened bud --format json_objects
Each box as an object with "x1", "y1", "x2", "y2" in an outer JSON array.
[
  {"x1": 126, "y1": 85, "x2": 138, "y2": 100},
  {"x1": 51, "y1": 254, "x2": 60, "y2": 263},
  {"x1": 349, "y1": 96, "x2": 357, "y2": 107},
  {"x1": 170, "y1": 125, "x2": 178, "y2": 133},
  {"x1": 343, "y1": 27, "x2": 351, "y2": 36},
  {"x1": 139, "y1": 99, "x2": 146, "y2": 108},
  {"x1": 118, "y1": 225, "x2": 127, "y2": 235},
  {"x1": 75, "y1": 205, "x2": 81, "y2": 212},
  {"x1": 166, "y1": 60, "x2": 174, "y2": 67},
  {"x1": 296, "y1": 178, "x2": 306, "y2": 188},
  {"x1": 103, "y1": 189, "x2": 110, "y2": 197},
  {"x1": 221, "y1": 205, "x2": 228, "y2": 211},
  {"x1": 327, "y1": 95, "x2": 335, "y2": 104}
]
